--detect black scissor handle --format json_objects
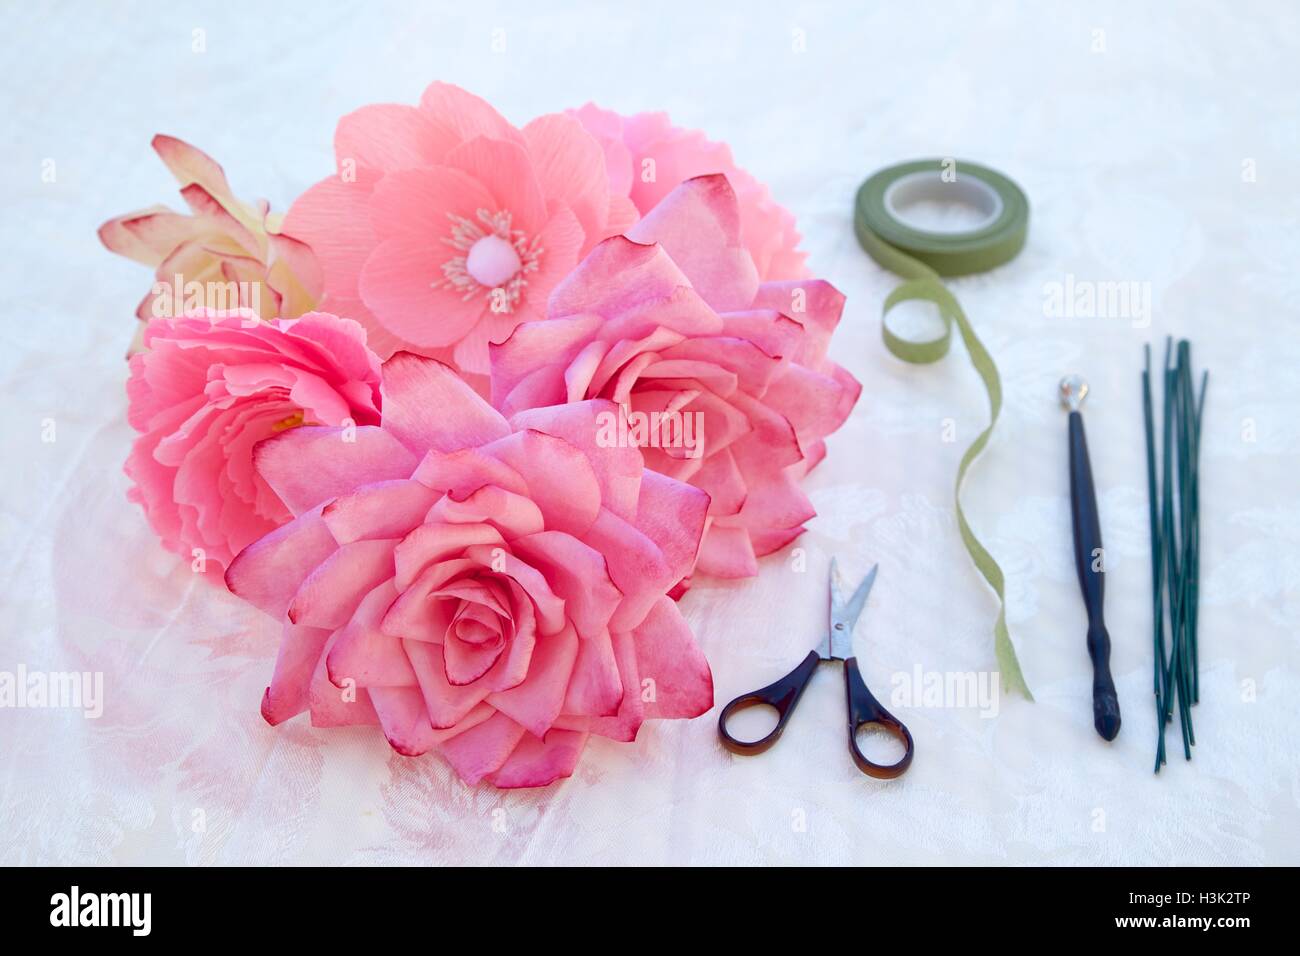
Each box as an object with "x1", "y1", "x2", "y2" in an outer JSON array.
[
  {"x1": 844, "y1": 656, "x2": 914, "y2": 779},
  {"x1": 717, "y1": 650, "x2": 820, "y2": 755}
]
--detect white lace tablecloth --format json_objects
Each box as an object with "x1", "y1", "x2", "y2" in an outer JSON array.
[{"x1": 2, "y1": 0, "x2": 1297, "y2": 866}]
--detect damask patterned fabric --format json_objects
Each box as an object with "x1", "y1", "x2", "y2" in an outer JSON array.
[{"x1": 1, "y1": 1, "x2": 1296, "y2": 865}]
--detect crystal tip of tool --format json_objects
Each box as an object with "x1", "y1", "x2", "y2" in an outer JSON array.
[{"x1": 1058, "y1": 374, "x2": 1089, "y2": 411}]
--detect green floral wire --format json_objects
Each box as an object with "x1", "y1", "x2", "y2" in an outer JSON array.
[
  {"x1": 1177, "y1": 347, "x2": 1197, "y2": 749},
  {"x1": 1190, "y1": 368, "x2": 1207, "y2": 703},
  {"x1": 1148, "y1": 338, "x2": 1206, "y2": 770},
  {"x1": 1142, "y1": 347, "x2": 1167, "y2": 771},
  {"x1": 1162, "y1": 354, "x2": 1192, "y2": 759}
]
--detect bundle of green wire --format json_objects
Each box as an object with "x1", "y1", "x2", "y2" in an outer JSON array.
[{"x1": 1142, "y1": 339, "x2": 1207, "y2": 772}]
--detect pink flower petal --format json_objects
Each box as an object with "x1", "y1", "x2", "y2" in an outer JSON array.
[
  {"x1": 507, "y1": 399, "x2": 643, "y2": 522},
  {"x1": 253, "y1": 424, "x2": 418, "y2": 517},
  {"x1": 522, "y1": 113, "x2": 611, "y2": 247},
  {"x1": 566, "y1": 103, "x2": 633, "y2": 193},
  {"x1": 412, "y1": 446, "x2": 529, "y2": 498},
  {"x1": 510, "y1": 531, "x2": 622, "y2": 637},
  {"x1": 382, "y1": 564, "x2": 462, "y2": 641},
  {"x1": 177, "y1": 183, "x2": 261, "y2": 255},
  {"x1": 429, "y1": 484, "x2": 545, "y2": 540},
  {"x1": 464, "y1": 544, "x2": 566, "y2": 635},
  {"x1": 321, "y1": 479, "x2": 440, "y2": 544},
  {"x1": 151, "y1": 134, "x2": 233, "y2": 200},
  {"x1": 261, "y1": 623, "x2": 332, "y2": 726},
  {"x1": 98, "y1": 202, "x2": 172, "y2": 265},
  {"x1": 555, "y1": 630, "x2": 643, "y2": 741},
  {"x1": 368, "y1": 165, "x2": 497, "y2": 243},
  {"x1": 718, "y1": 309, "x2": 804, "y2": 358},
  {"x1": 659, "y1": 337, "x2": 784, "y2": 394},
  {"x1": 631, "y1": 596, "x2": 712, "y2": 719},
  {"x1": 307, "y1": 631, "x2": 379, "y2": 727},
  {"x1": 225, "y1": 505, "x2": 338, "y2": 619},
  {"x1": 418, "y1": 82, "x2": 525, "y2": 148},
  {"x1": 118, "y1": 211, "x2": 206, "y2": 260},
  {"x1": 632, "y1": 470, "x2": 710, "y2": 586},
  {"x1": 333, "y1": 103, "x2": 452, "y2": 174},
  {"x1": 283, "y1": 174, "x2": 378, "y2": 311},
  {"x1": 585, "y1": 326, "x2": 686, "y2": 397},
  {"x1": 443, "y1": 630, "x2": 505, "y2": 686},
  {"x1": 689, "y1": 447, "x2": 746, "y2": 516},
  {"x1": 287, "y1": 537, "x2": 398, "y2": 629},
  {"x1": 442, "y1": 136, "x2": 547, "y2": 234},
  {"x1": 368, "y1": 686, "x2": 438, "y2": 756},
  {"x1": 485, "y1": 728, "x2": 589, "y2": 789},
  {"x1": 750, "y1": 279, "x2": 846, "y2": 365},
  {"x1": 380, "y1": 352, "x2": 510, "y2": 457},
  {"x1": 693, "y1": 523, "x2": 759, "y2": 578},
  {"x1": 481, "y1": 594, "x2": 537, "y2": 692},
  {"x1": 723, "y1": 389, "x2": 803, "y2": 467},
  {"x1": 561, "y1": 626, "x2": 623, "y2": 718},
  {"x1": 489, "y1": 313, "x2": 602, "y2": 413},
  {"x1": 359, "y1": 237, "x2": 489, "y2": 350},
  {"x1": 437, "y1": 710, "x2": 529, "y2": 785},
  {"x1": 547, "y1": 235, "x2": 694, "y2": 321},
  {"x1": 392, "y1": 524, "x2": 505, "y2": 592},
  {"x1": 726, "y1": 428, "x2": 816, "y2": 532},
  {"x1": 404, "y1": 638, "x2": 491, "y2": 728},
  {"x1": 746, "y1": 524, "x2": 807, "y2": 558},
  {"x1": 266, "y1": 231, "x2": 325, "y2": 316},
  {"x1": 583, "y1": 508, "x2": 673, "y2": 633},
  {"x1": 626, "y1": 174, "x2": 759, "y2": 312},
  {"x1": 325, "y1": 580, "x2": 417, "y2": 688},
  {"x1": 481, "y1": 429, "x2": 602, "y2": 536},
  {"x1": 487, "y1": 623, "x2": 578, "y2": 737},
  {"x1": 761, "y1": 364, "x2": 859, "y2": 447}
]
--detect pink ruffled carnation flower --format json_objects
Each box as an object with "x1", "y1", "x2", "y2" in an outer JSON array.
[
  {"x1": 491, "y1": 175, "x2": 860, "y2": 580},
  {"x1": 125, "y1": 310, "x2": 382, "y2": 572},
  {"x1": 285, "y1": 83, "x2": 637, "y2": 375},
  {"x1": 570, "y1": 104, "x2": 809, "y2": 282},
  {"x1": 225, "y1": 352, "x2": 712, "y2": 788},
  {"x1": 100, "y1": 136, "x2": 322, "y2": 352}
]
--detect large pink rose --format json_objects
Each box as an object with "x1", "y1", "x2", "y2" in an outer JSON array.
[
  {"x1": 225, "y1": 353, "x2": 712, "y2": 788},
  {"x1": 284, "y1": 83, "x2": 637, "y2": 377},
  {"x1": 125, "y1": 310, "x2": 382, "y2": 572},
  {"x1": 570, "y1": 104, "x2": 808, "y2": 282},
  {"x1": 491, "y1": 174, "x2": 859, "y2": 580}
]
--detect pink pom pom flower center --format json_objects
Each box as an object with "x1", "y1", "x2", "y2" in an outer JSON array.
[{"x1": 436, "y1": 209, "x2": 542, "y2": 315}]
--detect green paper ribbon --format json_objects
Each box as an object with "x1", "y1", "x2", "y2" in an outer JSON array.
[{"x1": 854, "y1": 159, "x2": 1033, "y2": 699}]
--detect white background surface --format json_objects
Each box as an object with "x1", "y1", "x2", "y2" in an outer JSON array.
[{"x1": 2, "y1": 0, "x2": 1298, "y2": 865}]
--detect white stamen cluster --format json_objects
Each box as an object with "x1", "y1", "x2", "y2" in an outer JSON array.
[{"x1": 434, "y1": 208, "x2": 542, "y2": 313}]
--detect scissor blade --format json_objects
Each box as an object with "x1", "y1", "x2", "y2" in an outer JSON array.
[{"x1": 830, "y1": 562, "x2": 878, "y2": 659}]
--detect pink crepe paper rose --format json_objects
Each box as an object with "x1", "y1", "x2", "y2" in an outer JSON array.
[
  {"x1": 570, "y1": 104, "x2": 808, "y2": 283},
  {"x1": 490, "y1": 174, "x2": 860, "y2": 580},
  {"x1": 100, "y1": 136, "x2": 322, "y2": 353},
  {"x1": 125, "y1": 310, "x2": 382, "y2": 572},
  {"x1": 225, "y1": 352, "x2": 713, "y2": 788},
  {"x1": 284, "y1": 83, "x2": 637, "y2": 376}
]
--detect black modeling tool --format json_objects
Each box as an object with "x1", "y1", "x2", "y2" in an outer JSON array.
[{"x1": 1060, "y1": 374, "x2": 1121, "y2": 741}]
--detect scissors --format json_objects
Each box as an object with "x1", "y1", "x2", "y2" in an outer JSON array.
[{"x1": 717, "y1": 560, "x2": 914, "y2": 779}]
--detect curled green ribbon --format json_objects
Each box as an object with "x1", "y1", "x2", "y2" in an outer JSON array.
[{"x1": 854, "y1": 160, "x2": 1033, "y2": 699}]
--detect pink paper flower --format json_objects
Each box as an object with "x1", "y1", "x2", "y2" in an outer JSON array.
[
  {"x1": 491, "y1": 174, "x2": 860, "y2": 580},
  {"x1": 100, "y1": 136, "x2": 322, "y2": 352},
  {"x1": 284, "y1": 83, "x2": 637, "y2": 377},
  {"x1": 570, "y1": 104, "x2": 809, "y2": 282},
  {"x1": 125, "y1": 310, "x2": 382, "y2": 572},
  {"x1": 225, "y1": 352, "x2": 712, "y2": 787}
]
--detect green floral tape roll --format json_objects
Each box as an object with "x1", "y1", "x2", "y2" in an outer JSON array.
[{"x1": 854, "y1": 159, "x2": 1033, "y2": 699}]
